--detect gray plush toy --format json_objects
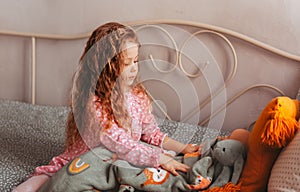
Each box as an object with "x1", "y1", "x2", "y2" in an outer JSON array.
[{"x1": 188, "y1": 139, "x2": 246, "y2": 190}]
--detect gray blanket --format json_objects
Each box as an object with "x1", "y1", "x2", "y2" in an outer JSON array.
[
  {"x1": 38, "y1": 146, "x2": 190, "y2": 192},
  {"x1": 38, "y1": 138, "x2": 246, "y2": 192},
  {"x1": 0, "y1": 100, "x2": 231, "y2": 192}
]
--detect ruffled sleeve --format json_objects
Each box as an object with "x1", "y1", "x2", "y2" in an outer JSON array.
[
  {"x1": 100, "y1": 123, "x2": 162, "y2": 168},
  {"x1": 139, "y1": 94, "x2": 167, "y2": 147},
  {"x1": 96, "y1": 95, "x2": 162, "y2": 168}
]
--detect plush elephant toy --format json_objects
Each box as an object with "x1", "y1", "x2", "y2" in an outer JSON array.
[{"x1": 188, "y1": 138, "x2": 246, "y2": 190}]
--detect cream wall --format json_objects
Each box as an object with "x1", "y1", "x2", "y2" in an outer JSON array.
[
  {"x1": 1, "y1": 0, "x2": 300, "y2": 54},
  {"x1": 0, "y1": 0, "x2": 299, "y2": 131}
]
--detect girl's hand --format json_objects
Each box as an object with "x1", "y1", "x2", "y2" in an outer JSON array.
[
  {"x1": 159, "y1": 154, "x2": 189, "y2": 176},
  {"x1": 182, "y1": 144, "x2": 200, "y2": 154}
]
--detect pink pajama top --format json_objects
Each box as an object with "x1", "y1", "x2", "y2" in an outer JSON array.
[{"x1": 33, "y1": 91, "x2": 167, "y2": 176}]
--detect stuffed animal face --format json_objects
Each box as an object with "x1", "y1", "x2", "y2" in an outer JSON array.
[
  {"x1": 212, "y1": 139, "x2": 245, "y2": 166},
  {"x1": 143, "y1": 168, "x2": 169, "y2": 186},
  {"x1": 187, "y1": 138, "x2": 246, "y2": 189}
]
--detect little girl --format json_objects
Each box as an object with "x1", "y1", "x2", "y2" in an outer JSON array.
[{"x1": 14, "y1": 22, "x2": 199, "y2": 192}]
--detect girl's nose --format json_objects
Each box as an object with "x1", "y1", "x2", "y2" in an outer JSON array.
[{"x1": 130, "y1": 63, "x2": 138, "y2": 72}]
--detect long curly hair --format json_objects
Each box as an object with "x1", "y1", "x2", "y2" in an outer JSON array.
[{"x1": 65, "y1": 22, "x2": 145, "y2": 148}]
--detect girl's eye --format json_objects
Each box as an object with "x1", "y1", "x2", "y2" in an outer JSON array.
[
  {"x1": 124, "y1": 60, "x2": 131, "y2": 65},
  {"x1": 124, "y1": 60, "x2": 138, "y2": 66}
]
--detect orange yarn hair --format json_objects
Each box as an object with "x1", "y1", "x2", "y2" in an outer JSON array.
[{"x1": 261, "y1": 97, "x2": 300, "y2": 148}]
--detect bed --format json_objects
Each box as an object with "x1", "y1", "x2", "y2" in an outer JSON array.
[{"x1": 0, "y1": 19, "x2": 299, "y2": 191}]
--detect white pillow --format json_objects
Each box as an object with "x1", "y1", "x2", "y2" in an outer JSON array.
[{"x1": 268, "y1": 130, "x2": 300, "y2": 191}]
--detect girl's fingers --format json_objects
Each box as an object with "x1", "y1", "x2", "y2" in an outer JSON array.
[
  {"x1": 175, "y1": 163, "x2": 189, "y2": 173},
  {"x1": 162, "y1": 159, "x2": 191, "y2": 176},
  {"x1": 189, "y1": 144, "x2": 200, "y2": 153},
  {"x1": 193, "y1": 145, "x2": 199, "y2": 152},
  {"x1": 198, "y1": 144, "x2": 203, "y2": 154},
  {"x1": 172, "y1": 169, "x2": 179, "y2": 176},
  {"x1": 176, "y1": 167, "x2": 188, "y2": 173},
  {"x1": 182, "y1": 163, "x2": 190, "y2": 170}
]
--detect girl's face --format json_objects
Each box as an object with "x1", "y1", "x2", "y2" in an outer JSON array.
[{"x1": 120, "y1": 42, "x2": 139, "y2": 91}]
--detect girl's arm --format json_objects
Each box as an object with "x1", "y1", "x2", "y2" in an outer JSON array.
[
  {"x1": 140, "y1": 114, "x2": 166, "y2": 146},
  {"x1": 141, "y1": 116, "x2": 199, "y2": 155},
  {"x1": 95, "y1": 98, "x2": 162, "y2": 168},
  {"x1": 139, "y1": 95, "x2": 199, "y2": 154},
  {"x1": 101, "y1": 125, "x2": 191, "y2": 175},
  {"x1": 162, "y1": 136, "x2": 199, "y2": 155},
  {"x1": 100, "y1": 124, "x2": 162, "y2": 168}
]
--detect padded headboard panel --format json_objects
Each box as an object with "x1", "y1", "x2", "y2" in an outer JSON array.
[{"x1": 0, "y1": 19, "x2": 299, "y2": 132}]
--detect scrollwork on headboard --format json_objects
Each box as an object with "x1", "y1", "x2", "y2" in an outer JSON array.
[
  {"x1": 0, "y1": 19, "x2": 299, "y2": 129},
  {"x1": 125, "y1": 20, "x2": 296, "y2": 127},
  {"x1": 126, "y1": 19, "x2": 300, "y2": 62}
]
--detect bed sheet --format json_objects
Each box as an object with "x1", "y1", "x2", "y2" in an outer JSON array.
[{"x1": 0, "y1": 100, "x2": 230, "y2": 191}]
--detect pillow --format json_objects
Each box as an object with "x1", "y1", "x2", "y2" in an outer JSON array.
[
  {"x1": 239, "y1": 96, "x2": 300, "y2": 191},
  {"x1": 268, "y1": 130, "x2": 300, "y2": 191}
]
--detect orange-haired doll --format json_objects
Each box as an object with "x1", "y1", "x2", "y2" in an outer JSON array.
[{"x1": 13, "y1": 22, "x2": 199, "y2": 192}]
